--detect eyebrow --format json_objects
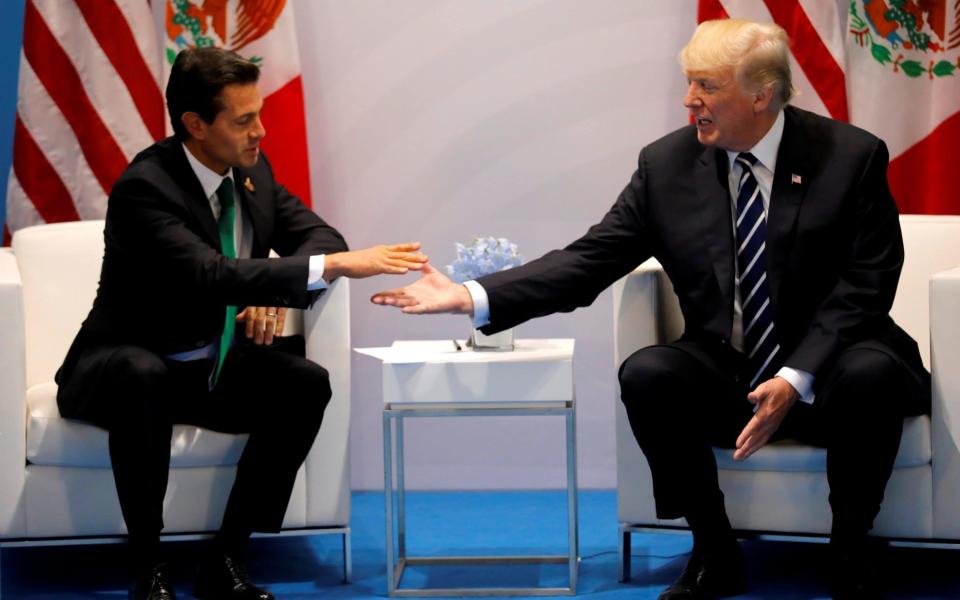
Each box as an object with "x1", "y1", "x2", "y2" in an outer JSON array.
[
  {"x1": 235, "y1": 110, "x2": 259, "y2": 121},
  {"x1": 690, "y1": 76, "x2": 726, "y2": 87}
]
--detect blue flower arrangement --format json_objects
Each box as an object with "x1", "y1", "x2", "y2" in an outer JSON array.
[{"x1": 445, "y1": 236, "x2": 523, "y2": 284}]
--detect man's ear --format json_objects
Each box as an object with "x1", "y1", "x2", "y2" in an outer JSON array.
[
  {"x1": 753, "y1": 84, "x2": 774, "y2": 114},
  {"x1": 181, "y1": 111, "x2": 206, "y2": 140}
]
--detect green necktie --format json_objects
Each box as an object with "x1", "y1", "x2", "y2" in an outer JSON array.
[{"x1": 213, "y1": 177, "x2": 237, "y2": 385}]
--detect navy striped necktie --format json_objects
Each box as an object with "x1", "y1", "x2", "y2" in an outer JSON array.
[{"x1": 735, "y1": 152, "x2": 780, "y2": 388}]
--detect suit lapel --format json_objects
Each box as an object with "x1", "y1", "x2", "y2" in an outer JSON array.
[
  {"x1": 166, "y1": 141, "x2": 221, "y2": 248},
  {"x1": 767, "y1": 107, "x2": 812, "y2": 312},
  {"x1": 694, "y1": 146, "x2": 736, "y2": 334},
  {"x1": 234, "y1": 170, "x2": 269, "y2": 257}
]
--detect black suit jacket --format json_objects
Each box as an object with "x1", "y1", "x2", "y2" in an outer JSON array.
[
  {"x1": 478, "y1": 106, "x2": 927, "y2": 388},
  {"x1": 57, "y1": 137, "x2": 348, "y2": 385}
]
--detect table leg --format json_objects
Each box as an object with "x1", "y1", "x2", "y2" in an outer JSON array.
[
  {"x1": 397, "y1": 415, "x2": 407, "y2": 560},
  {"x1": 383, "y1": 412, "x2": 396, "y2": 594},
  {"x1": 566, "y1": 406, "x2": 579, "y2": 592}
]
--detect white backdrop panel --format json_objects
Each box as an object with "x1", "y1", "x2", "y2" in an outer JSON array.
[{"x1": 294, "y1": 0, "x2": 695, "y2": 489}]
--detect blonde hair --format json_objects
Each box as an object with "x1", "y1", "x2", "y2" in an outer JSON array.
[{"x1": 680, "y1": 19, "x2": 796, "y2": 110}]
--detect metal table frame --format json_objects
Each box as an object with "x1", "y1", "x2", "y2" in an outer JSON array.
[{"x1": 382, "y1": 400, "x2": 579, "y2": 597}]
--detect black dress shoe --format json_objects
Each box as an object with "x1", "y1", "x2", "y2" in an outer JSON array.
[
  {"x1": 830, "y1": 551, "x2": 885, "y2": 600},
  {"x1": 194, "y1": 553, "x2": 274, "y2": 600},
  {"x1": 658, "y1": 543, "x2": 746, "y2": 600},
  {"x1": 129, "y1": 563, "x2": 176, "y2": 600}
]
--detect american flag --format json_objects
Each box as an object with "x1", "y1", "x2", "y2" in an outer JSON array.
[
  {"x1": 4, "y1": 0, "x2": 314, "y2": 243},
  {"x1": 4, "y1": 0, "x2": 164, "y2": 243}
]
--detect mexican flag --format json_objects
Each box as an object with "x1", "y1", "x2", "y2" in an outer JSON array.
[
  {"x1": 699, "y1": 0, "x2": 960, "y2": 215},
  {"x1": 846, "y1": 0, "x2": 960, "y2": 214},
  {"x1": 163, "y1": 0, "x2": 314, "y2": 207}
]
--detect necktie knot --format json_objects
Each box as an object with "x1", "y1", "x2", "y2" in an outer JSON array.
[
  {"x1": 216, "y1": 177, "x2": 234, "y2": 212},
  {"x1": 215, "y1": 176, "x2": 236, "y2": 258},
  {"x1": 736, "y1": 152, "x2": 758, "y2": 169}
]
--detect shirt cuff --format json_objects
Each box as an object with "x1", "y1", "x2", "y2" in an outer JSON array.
[
  {"x1": 462, "y1": 280, "x2": 490, "y2": 328},
  {"x1": 777, "y1": 366, "x2": 816, "y2": 404},
  {"x1": 307, "y1": 255, "x2": 329, "y2": 291}
]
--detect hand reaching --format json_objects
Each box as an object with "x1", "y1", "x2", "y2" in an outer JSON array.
[
  {"x1": 325, "y1": 243, "x2": 428, "y2": 280},
  {"x1": 370, "y1": 263, "x2": 474, "y2": 315}
]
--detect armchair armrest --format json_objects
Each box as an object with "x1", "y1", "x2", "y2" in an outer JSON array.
[
  {"x1": 302, "y1": 278, "x2": 351, "y2": 525},
  {"x1": 0, "y1": 249, "x2": 27, "y2": 537},
  {"x1": 931, "y1": 266, "x2": 960, "y2": 538},
  {"x1": 611, "y1": 259, "x2": 682, "y2": 368}
]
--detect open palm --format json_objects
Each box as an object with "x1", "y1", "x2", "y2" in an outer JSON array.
[{"x1": 371, "y1": 263, "x2": 472, "y2": 315}]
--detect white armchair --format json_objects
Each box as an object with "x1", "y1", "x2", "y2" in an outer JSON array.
[
  {"x1": 0, "y1": 221, "x2": 352, "y2": 581},
  {"x1": 613, "y1": 215, "x2": 960, "y2": 580}
]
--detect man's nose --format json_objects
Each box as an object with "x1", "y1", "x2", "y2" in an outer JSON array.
[
  {"x1": 252, "y1": 117, "x2": 266, "y2": 140},
  {"x1": 683, "y1": 85, "x2": 701, "y2": 108}
]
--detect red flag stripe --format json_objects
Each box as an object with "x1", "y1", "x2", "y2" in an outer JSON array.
[
  {"x1": 74, "y1": 0, "x2": 165, "y2": 141},
  {"x1": 761, "y1": 0, "x2": 849, "y2": 122},
  {"x1": 888, "y1": 111, "x2": 960, "y2": 215},
  {"x1": 12, "y1": 115, "x2": 81, "y2": 224},
  {"x1": 23, "y1": 0, "x2": 129, "y2": 196},
  {"x1": 260, "y1": 76, "x2": 313, "y2": 207},
  {"x1": 697, "y1": 0, "x2": 728, "y2": 22}
]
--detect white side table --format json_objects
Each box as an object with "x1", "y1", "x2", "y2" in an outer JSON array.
[{"x1": 356, "y1": 339, "x2": 578, "y2": 597}]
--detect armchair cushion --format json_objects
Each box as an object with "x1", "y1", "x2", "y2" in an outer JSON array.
[
  {"x1": 26, "y1": 382, "x2": 247, "y2": 468},
  {"x1": 712, "y1": 414, "x2": 930, "y2": 472}
]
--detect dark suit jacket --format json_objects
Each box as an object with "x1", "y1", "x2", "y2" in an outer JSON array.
[
  {"x1": 56, "y1": 137, "x2": 348, "y2": 387},
  {"x1": 478, "y1": 106, "x2": 927, "y2": 390}
]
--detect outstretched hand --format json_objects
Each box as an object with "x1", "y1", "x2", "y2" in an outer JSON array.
[
  {"x1": 370, "y1": 263, "x2": 474, "y2": 315},
  {"x1": 325, "y1": 243, "x2": 428, "y2": 280}
]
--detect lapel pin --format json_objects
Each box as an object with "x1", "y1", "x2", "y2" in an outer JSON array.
[
  {"x1": 244, "y1": 177, "x2": 255, "y2": 192},
  {"x1": 791, "y1": 174, "x2": 802, "y2": 185}
]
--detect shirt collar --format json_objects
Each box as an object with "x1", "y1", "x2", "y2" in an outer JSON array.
[
  {"x1": 182, "y1": 143, "x2": 234, "y2": 200},
  {"x1": 726, "y1": 109, "x2": 785, "y2": 173}
]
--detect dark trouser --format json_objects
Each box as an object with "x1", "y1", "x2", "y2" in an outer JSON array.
[
  {"x1": 618, "y1": 338, "x2": 929, "y2": 544},
  {"x1": 56, "y1": 334, "x2": 331, "y2": 567}
]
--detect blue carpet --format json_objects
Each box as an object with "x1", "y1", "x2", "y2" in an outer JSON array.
[{"x1": 1, "y1": 490, "x2": 958, "y2": 598}]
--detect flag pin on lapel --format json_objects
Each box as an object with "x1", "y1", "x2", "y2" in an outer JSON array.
[
  {"x1": 791, "y1": 174, "x2": 802, "y2": 185},
  {"x1": 244, "y1": 177, "x2": 255, "y2": 192}
]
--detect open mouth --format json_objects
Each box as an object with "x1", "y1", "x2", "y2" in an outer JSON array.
[{"x1": 695, "y1": 117, "x2": 713, "y2": 128}]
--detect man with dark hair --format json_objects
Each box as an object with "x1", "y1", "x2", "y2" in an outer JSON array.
[
  {"x1": 57, "y1": 47, "x2": 427, "y2": 600},
  {"x1": 165, "y1": 43, "x2": 262, "y2": 142},
  {"x1": 373, "y1": 20, "x2": 929, "y2": 600}
]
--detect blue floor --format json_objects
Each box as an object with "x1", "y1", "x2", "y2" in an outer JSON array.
[{"x1": 2, "y1": 490, "x2": 958, "y2": 598}]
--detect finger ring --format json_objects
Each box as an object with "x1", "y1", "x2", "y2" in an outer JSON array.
[{"x1": 265, "y1": 312, "x2": 278, "y2": 318}]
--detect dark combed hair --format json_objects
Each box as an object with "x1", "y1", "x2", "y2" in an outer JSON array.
[{"x1": 165, "y1": 47, "x2": 260, "y2": 141}]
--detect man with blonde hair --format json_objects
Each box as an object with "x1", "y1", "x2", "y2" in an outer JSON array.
[{"x1": 373, "y1": 19, "x2": 928, "y2": 600}]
